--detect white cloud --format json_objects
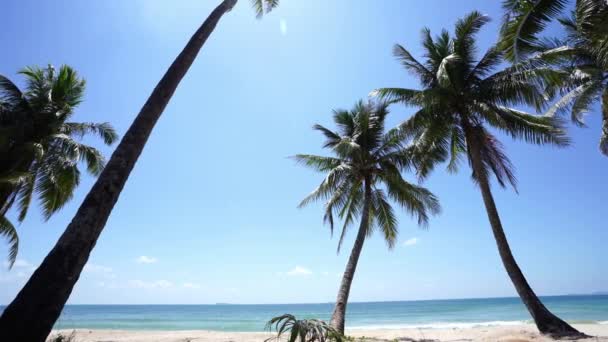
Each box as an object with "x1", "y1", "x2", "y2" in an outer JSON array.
[
  {"x1": 128, "y1": 279, "x2": 173, "y2": 289},
  {"x1": 83, "y1": 263, "x2": 116, "y2": 279},
  {"x1": 3, "y1": 259, "x2": 34, "y2": 270},
  {"x1": 183, "y1": 282, "x2": 201, "y2": 289},
  {"x1": 286, "y1": 266, "x2": 312, "y2": 276},
  {"x1": 280, "y1": 19, "x2": 287, "y2": 36},
  {"x1": 1, "y1": 259, "x2": 36, "y2": 283},
  {"x1": 13, "y1": 259, "x2": 33, "y2": 268},
  {"x1": 84, "y1": 263, "x2": 113, "y2": 273},
  {"x1": 136, "y1": 256, "x2": 158, "y2": 264},
  {"x1": 403, "y1": 237, "x2": 419, "y2": 246}
]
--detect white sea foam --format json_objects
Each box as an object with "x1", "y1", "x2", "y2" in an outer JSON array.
[
  {"x1": 349, "y1": 321, "x2": 528, "y2": 330},
  {"x1": 599, "y1": 321, "x2": 608, "y2": 325}
]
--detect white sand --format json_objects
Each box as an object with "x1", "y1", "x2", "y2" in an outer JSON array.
[{"x1": 51, "y1": 324, "x2": 608, "y2": 341}]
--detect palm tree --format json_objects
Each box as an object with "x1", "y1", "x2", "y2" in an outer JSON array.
[
  {"x1": 500, "y1": 0, "x2": 608, "y2": 155},
  {"x1": 371, "y1": 12, "x2": 586, "y2": 338},
  {"x1": 296, "y1": 101, "x2": 440, "y2": 334},
  {"x1": 0, "y1": 0, "x2": 279, "y2": 340},
  {"x1": 0, "y1": 65, "x2": 117, "y2": 267}
]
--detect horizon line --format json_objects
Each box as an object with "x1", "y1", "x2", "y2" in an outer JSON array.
[{"x1": 4, "y1": 293, "x2": 604, "y2": 307}]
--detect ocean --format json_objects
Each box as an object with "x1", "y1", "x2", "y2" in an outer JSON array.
[{"x1": 15, "y1": 295, "x2": 600, "y2": 331}]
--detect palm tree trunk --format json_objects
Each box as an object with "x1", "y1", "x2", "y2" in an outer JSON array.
[
  {"x1": 465, "y1": 128, "x2": 586, "y2": 339},
  {"x1": 0, "y1": 1, "x2": 237, "y2": 340},
  {"x1": 330, "y1": 179, "x2": 372, "y2": 334}
]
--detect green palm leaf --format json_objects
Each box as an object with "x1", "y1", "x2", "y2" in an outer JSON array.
[
  {"x1": 252, "y1": 0, "x2": 279, "y2": 18},
  {"x1": 499, "y1": 0, "x2": 568, "y2": 62},
  {"x1": 295, "y1": 101, "x2": 439, "y2": 251},
  {"x1": 0, "y1": 65, "x2": 117, "y2": 233},
  {"x1": 0, "y1": 215, "x2": 18, "y2": 268}
]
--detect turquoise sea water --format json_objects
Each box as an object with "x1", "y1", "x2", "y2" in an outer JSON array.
[{"x1": 4, "y1": 295, "x2": 607, "y2": 332}]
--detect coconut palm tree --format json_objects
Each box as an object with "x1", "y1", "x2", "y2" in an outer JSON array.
[
  {"x1": 296, "y1": 101, "x2": 440, "y2": 334},
  {"x1": 0, "y1": 0, "x2": 279, "y2": 340},
  {"x1": 371, "y1": 12, "x2": 585, "y2": 338},
  {"x1": 0, "y1": 65, "x2": 117, "y2": 267},
  {"x1": 500, "y1": 0, "x2": 608, "y2": 155}
]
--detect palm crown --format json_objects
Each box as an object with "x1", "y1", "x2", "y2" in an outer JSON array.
[
  {"x1": 294, "y1": 101, "x2": 440, "y2": 251},
  {"x1": 0, "y1": 65, "x2": 117, "y2": 265},
  {"x1": 499, "y1": 0, "x2": 608, "y2": 155},
  {"x1": 539, "y1": 2, "x2": 608, "y2": 154},
  {"x1": 372, "y1": 11, "x2": 569, "y2": 187}
]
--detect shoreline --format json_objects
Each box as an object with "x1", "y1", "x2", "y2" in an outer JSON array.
[{"x1": 52, "y1": 324, "x2": 608, "y2": 341}]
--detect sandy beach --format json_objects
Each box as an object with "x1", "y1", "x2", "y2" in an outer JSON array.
[{"x1": 51, "y1": 324, "x2": 608, "y2": 342}]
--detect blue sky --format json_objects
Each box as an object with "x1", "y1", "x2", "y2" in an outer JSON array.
[{"x1": 1, "y1": 0, "x2": 606, "y2": 305}]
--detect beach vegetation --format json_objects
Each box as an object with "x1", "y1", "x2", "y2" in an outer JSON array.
[
  {"x1": 46, "y1": 331, "x2": 77, "y2": 342},
  {"x1": 265, "y1": 314, "x2": 344, "y2": 342}
]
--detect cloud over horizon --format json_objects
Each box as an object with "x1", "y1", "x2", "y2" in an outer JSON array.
[
  {"x1": 404, "y1": 237, "x2": 419, "y2": 246},
  {"x1": 136, "y1": 256, "x2": 158, "y2": 264},
  {"x1": 286, "y1": 266, "x2": 312, "y2": 276}
]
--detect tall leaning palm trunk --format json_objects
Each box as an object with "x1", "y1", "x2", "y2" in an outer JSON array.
[
  {"x1": 463, "y1": 125, "x2": 582, "y2": 338},
  {"x1": 330, "y1": 180, "x2": 371, "y2": 334},
  {"x1": 0, "y1": 1, "x2": 237, "y2": 340}
]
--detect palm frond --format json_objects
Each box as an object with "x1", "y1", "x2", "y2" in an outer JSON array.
[
  {"x1": 467, "y1": 47, "x2": 504, "y2": 81},
  {"x1": 393, "y1": 44, "x2": 435, "y2": 85},
  {"x1": 370, "y1": 87, "x2": 425, "y2": 106},
  {"x1": 479, "y1": 103, "x2": 570, "y2": 146},
  {"x1": 291, "y1": 155, "x2": 343, "y2": 173},
  {"x1": 332, "y1": 109, "x2": 356, "y2": 137},
  {"x1": 62, "y1": 122, "x2": 118, "y2": 145},
  {"x1": 371, "y1": 189, "x2": 397, "y2": 248},
  {"x1": 600, "y1": 89, "x2": 608, "y2": 155},
  {"x1": 35, "y1": 161, "x2": 80, "y2": 221},
  {"x1": 0, "y1": 215, "x2": 18, "y2": 268},
  {"x1": 499, "y1": 0, "x2": 568, "y2": 62},
  {"x1": 323, "y1": 178, "x2": 356, "y2": 237},
  {"x1": 0, "y1": 74, "x2": 24, "y2": 108},
  {"x1": 467, "y1": 126, "x2": 518, "y2": 190},
  {"x1": 252, "y1": 0, "x2": 279, "y2": 18},
  {"x1": 447, "y1": 126, "x2": 466, "y2": 173},
  {"x1": 298, "y1": 165, "x2": 351, "y2": 209},
  {"x1": 313, "y1": 124, "x2": 342, "y2": 148},
  {"x1": 381, "y1": 166, "x2": 440, "y2": 226},
  {"x1": 454, "y1": 11, "x2": 490, "y2": 72},
  {"x1": 265, "y1": 314, "x2": 343, "y2": 342},
  {"x1": 420, "y1": 27, "x2": 448, "y2": 74},
  {"x1": 16, "y1": 173, "x2": 35, "y2": 222},
  {"x1": 335, "y1": 184, "x2": 363, "y2": 253}
]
